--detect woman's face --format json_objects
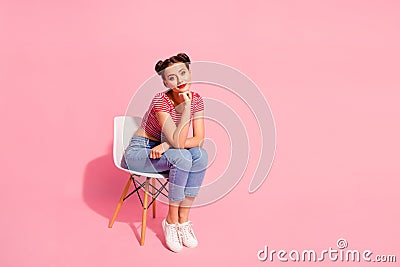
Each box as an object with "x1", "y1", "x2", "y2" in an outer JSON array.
[{"x1": 163, "y1": 62, "x2": 191, "y2": 93}]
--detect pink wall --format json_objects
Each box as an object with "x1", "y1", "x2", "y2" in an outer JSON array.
[{"x1": 1, "y1": 0, "x2": 399, "y2": 266}]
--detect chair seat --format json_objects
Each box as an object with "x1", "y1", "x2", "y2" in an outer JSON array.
[{"x1": 118, "y1": 166, "x2": 169, "y2": 179}]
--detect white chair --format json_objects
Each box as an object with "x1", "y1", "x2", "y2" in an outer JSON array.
[{"x1": 108, "y1": 116, "x2": 169, "y2": 246}]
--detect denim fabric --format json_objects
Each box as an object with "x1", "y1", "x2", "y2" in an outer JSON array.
[{"x1": 121, "y1": 136, "x2": 208, "y2": 202}]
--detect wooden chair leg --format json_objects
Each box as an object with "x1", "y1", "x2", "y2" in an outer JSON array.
[
  {"x1": 140, "y1": 178, "x2": 150, "y2": 246},
  {"x1": 108, "y1": 176, "x2": 132, "y2": 228},
  {"x1": 152, "y1": 178, "x2": 156, "y2": 218}
]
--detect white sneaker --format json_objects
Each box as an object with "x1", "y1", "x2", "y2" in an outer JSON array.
[
  {"x1": 162, "y1": 219, "x2": 183, "y2": 252},
  {"x1": 179, "y1": 221, "x2": 198, "y2": 248}
]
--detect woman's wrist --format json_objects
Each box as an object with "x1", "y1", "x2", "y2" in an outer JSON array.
[
  {"x1": 182, "y1": 104, "x2": 191, "y2": 115},
  {"x1": 162, "y1": 141, "x2": 171, "y2": 150}
]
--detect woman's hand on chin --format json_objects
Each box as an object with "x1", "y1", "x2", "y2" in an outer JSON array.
[{"x1": 179, "y1": 91, "x2": 192, "y2": 106}]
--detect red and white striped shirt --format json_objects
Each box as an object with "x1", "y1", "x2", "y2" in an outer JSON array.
[{"x1": 140, "y1": 90, "x2": 204, "y2": 141}]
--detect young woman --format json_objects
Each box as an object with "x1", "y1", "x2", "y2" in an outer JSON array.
[{"x1": 122, "y1": 53, "x2": 208, "y2": 252}]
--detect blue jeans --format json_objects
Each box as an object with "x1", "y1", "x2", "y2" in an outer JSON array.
[{"x1": 121, "y1": 136, "x2": 208, "y2": 202}]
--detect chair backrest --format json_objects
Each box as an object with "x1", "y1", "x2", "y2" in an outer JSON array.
[{"x1": 113, "y1": 116, "x2": 142, "y2": 168}]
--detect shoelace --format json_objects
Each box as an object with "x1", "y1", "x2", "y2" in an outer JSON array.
[
  {"x1": 168, "y1": 223, "x2": 183, "y2": 245},
  {"x1": 180, "y1": 222, "x2": 195, "y2": 240}
]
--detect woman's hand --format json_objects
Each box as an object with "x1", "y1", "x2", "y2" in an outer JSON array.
[
  {"x1": 149, "y1": 142, "x2": 170, "y2": 159},
  {"x1": 179, "y1": 91, "x2": 192, "y2": 106}
]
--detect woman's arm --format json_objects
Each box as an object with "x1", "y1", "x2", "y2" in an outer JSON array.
[
  {"x1": 184, "y1": 110, "x2": 205, "y2": 148},
  {"x1": 151, "y1": 110, "x2": 203, "y2": 157},
  {"x1": 155, "y1": 92, "x2": 192, "y2": 148}
]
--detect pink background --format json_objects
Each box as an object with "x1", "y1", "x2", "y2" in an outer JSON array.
[{"x1": 1, "y1": 0, "x2": 399, "y2": 266}]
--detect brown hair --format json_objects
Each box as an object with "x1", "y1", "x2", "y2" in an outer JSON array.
[{"x1": 155, "y1": 53, "x2": 191, "y2": 79}]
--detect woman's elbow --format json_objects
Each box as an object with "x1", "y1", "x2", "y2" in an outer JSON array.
[
  {"x1": 198, "y1": 138, "x2": 205, "y2": 147},
  {"x1": 177, "y1": 140, "x2": 187, "y2": 149},
  {"x1": 169, "y1": 140, "x2": 185, "y2": 149},
  {"x1": 195, "y1": 134, "x2": 205, "y2": 147}
]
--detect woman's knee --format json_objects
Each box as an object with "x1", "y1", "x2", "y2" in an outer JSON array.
[
  {"x1": 188, "y1": 147, "x2": 208, "y2": 168},
  {"x1": 164, "y1": 148, "x2": 192, "y2": 171}
]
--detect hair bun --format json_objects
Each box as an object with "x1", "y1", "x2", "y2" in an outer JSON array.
[
  {"x1": 155, "y1": 60, "x2": 165, "y2": 73},
  {"x1": 176, "y1": 53, "x2": 191, "y2": 63}
]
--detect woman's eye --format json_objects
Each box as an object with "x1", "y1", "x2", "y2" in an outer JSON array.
[
  {"x1": 180, "y1": 71, "x2": 186, "y2": 75},
  {"x1": 169, "y1": 77, "x2": 175, "y2": 81}
]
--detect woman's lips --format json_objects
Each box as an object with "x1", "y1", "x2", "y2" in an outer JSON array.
[{"x1": 177, "y1": 83, "x2": 186, "y2": 89}]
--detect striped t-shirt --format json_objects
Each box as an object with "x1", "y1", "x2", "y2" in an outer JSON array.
[{"x1": 140, "y1": 90, "x2": 204, "y2": 141}]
